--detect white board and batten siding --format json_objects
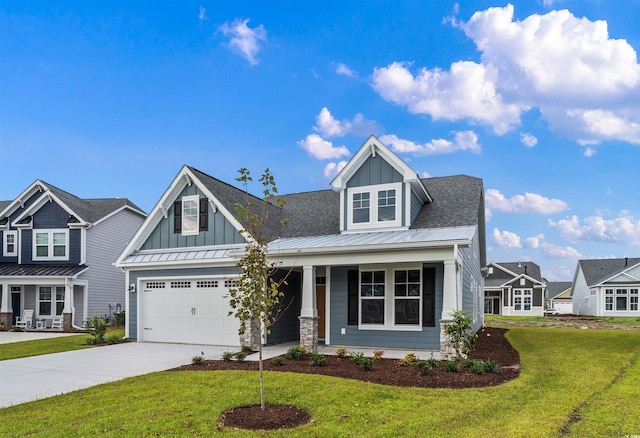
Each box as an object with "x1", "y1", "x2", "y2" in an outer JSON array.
[{"x1": 139, "y1": 276, "x2": 241, "y2": 346}]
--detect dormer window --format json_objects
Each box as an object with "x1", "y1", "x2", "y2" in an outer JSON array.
[{"x1": 347, "y1": 183, "x2": 402, "y2": 230}]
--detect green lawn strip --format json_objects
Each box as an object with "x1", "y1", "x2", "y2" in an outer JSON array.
[
  {"x1": 0, "y1": 328, "x2": 125, "y2": 361},
  {"x1": 1, "y1": 328, "x2": 639, "y2": 437},
  {"x1": 486, "y1": 315, "x2": 640, "y2": 329}
]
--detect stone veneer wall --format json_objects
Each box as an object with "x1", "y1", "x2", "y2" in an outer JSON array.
[{"x1": 299, "y1": 316, "x2": 318, "y2": 352}]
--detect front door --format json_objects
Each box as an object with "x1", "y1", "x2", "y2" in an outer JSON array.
[
  {"x1": 11, "y1": 289, "x2": 21, "y2": 324},
  {"x1": 316, "y1": 285, "x2": 326, "y2": 338}
]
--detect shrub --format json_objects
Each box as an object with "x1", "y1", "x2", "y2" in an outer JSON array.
[
  {"x1": 222, "y1": 351, "x2": 234, "y2": 362},
  {"x1": 106, "y1": 334, "x2": 121, "y2": 345},
  {"x1": 426, "y1": 357, "x2": 439, "y2": 368},
  {"x1": 286, "y1": 345, "x2": 306, "y2": 360},
  {"x1": 272, "y1": 356, "x2": 285, "y2": 366},
  {"x1": 310, "y1": 352, "x2": 328, "y2": 366},
  {"x1": 191, "y1": 355, "x2": 204, "y2": 365},
  {"x1": 445, "y1": 361, "x2": 460, "y2": 372},
  {"x1": 414, "y1": 360, "x2": 433, "y2": 375},
  {"x1": 373, "y1": 350, "x2": 385, "y2": 361},
  {"x1": 85, "y1": 337, "x2": 99, "y2": 345},
  {"x1": 235, "y1": 352, "x2": 247, "y2": 362},
  {"x1": 335, "y1": 347, "x2": 348, "y2": 358},
  {"x1": 471, "y1": 360, "x2": 485, "y2": 375},
  {"x1": 350, "y1": 351, "x2": 366, "y2": 365},
  {"x1": 360, "y1": 357, "x2": 374, "y2": 371},
  {"x1": 241, "y1": 345, "x2": 253, "y2": 354},
  {"x1": 113, "y1": 311, "x2": 125, "y2": 327},
  {"x1": 85, "y1": 315, "x2": 108, "y2": 344},
  {"x1": 484, "y1": 359, "x2": 500, "y2": 373},
  {"x1": 398, "y1": 353, "x2": 419, "y2": 367},
  {"x1": 443, "y1": 310, "x2": 477, "y2": 362}
]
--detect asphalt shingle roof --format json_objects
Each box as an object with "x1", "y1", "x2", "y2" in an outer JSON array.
[
  {"x1": 491, "y1": 261, "x2": 543, "y2": 282},
  {"x1": 547, "y1": 281, "x2": 572, "y2": 299},
  {"x1": 578, "y1": 258, "x2": 640, "y2": 286}
]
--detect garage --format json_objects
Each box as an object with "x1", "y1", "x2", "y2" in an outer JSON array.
[{"x1": 141, "y1": 277, "x2": 241, "y2": 346}]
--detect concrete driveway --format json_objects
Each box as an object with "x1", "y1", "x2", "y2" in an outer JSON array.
[{"x1": 0, "y1": 341, "x2": 228, "y2": 408}]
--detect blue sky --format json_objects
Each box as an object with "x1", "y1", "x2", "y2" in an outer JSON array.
[{"x1": 2, "y1": 1, "x2": 640, "y2": 281}]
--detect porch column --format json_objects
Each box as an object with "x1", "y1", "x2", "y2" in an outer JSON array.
[
  {"x1": 440, "y1": 259, "x2": 458, "y2": 356},
  {"x1": 0, "y1": 283, "x2": 11, "y2": 328},
  {"x1": 299, "y1": 265, "x2": 318, "y2": 352},
  {"x1": 62, "y1": 281, "x2": 73, "y2": 332}
]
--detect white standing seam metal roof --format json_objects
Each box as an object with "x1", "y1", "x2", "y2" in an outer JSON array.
[
  {"x1": 268, "y1": 226, "x2": 477, "y2": 252},
  {"x1": 120, "y1": 247, "x2": 240, "y2": 265}
]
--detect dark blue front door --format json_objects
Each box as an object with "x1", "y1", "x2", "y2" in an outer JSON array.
[{"x1": 11, "y1": 291, "x2": 21, "y2": 324}]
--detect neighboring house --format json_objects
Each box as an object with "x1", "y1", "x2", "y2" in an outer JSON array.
[
  {"x1": 572, "y1": 257, "x2": 640, "y2": 317},
  {"x1": 0, "y1": 180, "x2": 146, "y2": 331},
  {"x1": 115, "y1": 136, "x2": 486, "y2": 355},
  {"x1": 483, "y1": 261, "x2": 547, "y2": 316},
  {"x1": 546, "y1": 282, "x2": 572, "y2": 314}
]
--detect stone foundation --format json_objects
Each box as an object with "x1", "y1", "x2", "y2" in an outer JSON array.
[
  {"x1": 299, "y1": 316, "x2": 318, "y2": 353},
  {"x1": 0, "y1": 312, "x2": 12, "y2": 330},
  {"x1": 63, "y1": 313, "x2": 72, "y2": 332}
]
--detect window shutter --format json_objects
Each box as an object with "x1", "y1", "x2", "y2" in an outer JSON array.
[
  {"x1": 422, "y1": 267, "x2": 436, "y2": 327},
  {"x1": 347, "y1": 269, "x2": 358, "y2": 325},
  {"x1": 173, "y1": 200, "x2": 182, "y2": 234},
  {"x1": 199, "y1": 198, "x2": 208, "y2": 232}
]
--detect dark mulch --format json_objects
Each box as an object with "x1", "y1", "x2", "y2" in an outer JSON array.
[{"x1": 174, "y1": 327, "x2": 519, "y2": 430}]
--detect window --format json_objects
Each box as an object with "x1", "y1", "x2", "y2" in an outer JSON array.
[
  {"x1": 513, "y1": 289, "x2": 532, "y2": 311},
  {"x1": 182, "y1": 195, "x2": 199, "y2": 236},
  {"x1": 394, "y1": 269, "x2": 420, "y2": 325},
  {"x1": 631, "y1": 289, "x2": 639, "y2": 311},
  {"x1": 38, "y1": 286, "x2": 65, "y2": 317},
  {"x1": 347, "y1": 183, "x2": 402, "y2": 229},
  {"x1": 605, "y1": 289, "x2": 614, "y2": 311},
  {"x1": 173, "y1": 195, "x2": 208, "y2": 235},
  {"x1": 3, "y1": 231, "x2": 17, "y2": 256},
  {"x1": 616, "y1": 288, "x2": 628, "y2": 311},
  {"x1": 360, "y1": 271, "x2": 385, "y2": 324},
  {"x1": 33, "y1": 230, "x2": 68, "y2": 260}
]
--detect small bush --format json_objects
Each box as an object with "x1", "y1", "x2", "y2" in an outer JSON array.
[
  {"x1": 350, "y1": 351, "x2": 366, "y2": 365},
  {"x1": 360, "y1": 357, "x2": 375, "y2": 371},
  {"x1": 335, "y1": 347, "x2": 348, "y2": 358},
  {"x1": 272, "y1": 356, "x2": 285, "y2": 366},
  {"x1": 310, "y1": 352, "x2": 328, "y2": 366},
  {"x1": 484, "y1": 359, "x2": 500, "y2": 373},
  {"x1": 235, "y1": 352, "x2": 247, "y2": 362},
  {"x1": 11, "y1": 326, "x2": 23, "y2": 332},
  {"x1": 445, "y1": 361, "x2": 460, "y2": 372},
  {"x1": 471, "y1": 360, "x2": 485, "y2": 375},
  {"x1": 241, "y1": 345, "x2": 253, "y2": 354},
  {"x1": 398, "y1": 353, "x2": 419, "y2": 367},
  {"x1": 191, "y1": 355, "x2": 204, "y2": 365},
  {"x1": 286, "y1": 345, "x2": 306, "y2": 360},
  {"x1": 106, "y1": 334, "x2": 121, "y2": 345},
  {"x1": 426, "y1": 357, "x2": 439, "y2": 368},
  {"x1": 414, "y1": 360, "x2": 433, "y2": 375},
  {"x1": 85, "y1": 315, "x2": 108, "y2": 344},
  {"x1": 85, "y1": 337, "x2": 99, "y2": 345},
  {"x1": 373, "y1": 350, "x2": 385, "y2": 361},
  {"x1": 222, "y1": 351, "x2": 234, "y2": 362}
]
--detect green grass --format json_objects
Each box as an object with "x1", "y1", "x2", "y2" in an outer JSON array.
[
  {"x1": 0, "y1": 327, "x2": 639, "y2": 437},
  {"x1": 0, "y1": 328, "x2": 125, "y2": 361},
  {"x1": 486, "y1": 314, "x2": 640, "y2": 329}
]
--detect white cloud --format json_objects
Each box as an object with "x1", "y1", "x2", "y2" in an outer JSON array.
[
  {"x1": 336, "y1": 63, "x2": 356, "y2": 77},
  {"x1": 372, "y1": 5, "x2": 640, "y2": 145},
  {"x1": 492, "y1": 228, "x2": 522, "y2": 248},
  {"x1": 298, "y1": 134, "x2": 350, "y2": 160},
  {"x1": 198, "y1": 6, "x2": 207, "y2": 21},
  {"x1": 549, "y1": 212, "x2": 640, "y2": 245},
  {"x1": 324, "y1": 161, "x2": 348, "y2": 179},
  {"x1": 485, "y1": 188, "x2": 569, "y2": 214},
  {"x1": 520, "y1": 132, "x2": 538, "y2": 148},
  {"x1": 380, "y1": 131, "x2": 481, "y2": 156},
  {"x1": 540, "y1": 241, "x2": 583, "y2": 259},
  {"x1": 584, "y1": 147, "x2": 596, "y2": 157},
  {"x1": 313, "y1": 107, "x2": 376, "y2": 138},
  {"x1": 524, "y1": 234, "x2": 544, "y2": 248},
  {"x1": 219, "y1": 18, "x2": 266, "y2": 66},
  {"x1": 371, "y1": 61, "x2": 522, "y2": 134}
]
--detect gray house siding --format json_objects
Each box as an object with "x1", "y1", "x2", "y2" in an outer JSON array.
[
  {"x1": 127, "y1": 266, "x2": 240, "y2": 340},
  {"x1": 141, "y1": 185, "x2": 243, "y2": 250},
  {"x1": 460, "y1": 231, "x2": 484, "y2": 332},
  {"x1": 80, "y1": 209, "x2": 145, "y2": 323},
  {"x1": 329, "y1": 264, "x2": 443, "y2": 350},
  {"x1": 73, "y1": 286, "x2": 84, "y2": 327},
  {"x1": 346, "y1": 155, "x2": 403, "y2": 188},
  {"x1": 410, "y1": 189, "x2": 422, "y2": 224}
]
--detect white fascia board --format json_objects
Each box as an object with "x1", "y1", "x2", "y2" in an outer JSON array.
[
  {"x1": 0, "y1": 180, "x2": 47, "y2": 219},
  {"x1": 11, "y1": 191, "x2": 89, "y2": 227}
]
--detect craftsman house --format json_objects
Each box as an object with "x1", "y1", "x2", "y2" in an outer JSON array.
[
  {"x1": 0, "y1": 180, "x2": 146, "y2": 330},
  {"x1": 484, "y1": 261, "x2": 546, "y2": 316},
  {"x1": 572, "y1": 257, "x2": 640, "y2": 317},
  {"x1": 115, "y1": 136, "x2": 486, "y2": 354}
]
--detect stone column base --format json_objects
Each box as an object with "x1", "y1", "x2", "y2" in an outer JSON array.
[
  {"x1": 299, "y1": 316, "x2": 319, "y2": 353},
  {"x1": 240, "y1": 319, "x2": 260, "y2": 350},
  {"x1": 0, "y1": 312, "x2": 12, "y2": 330},
  {"x1": 62, "y1": 313, "x2": 72, "y2": 332}
]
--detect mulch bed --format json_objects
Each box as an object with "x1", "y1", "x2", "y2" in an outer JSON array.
[{"x1": 173, "y1": 327, "x2": 520, "y2": 430}]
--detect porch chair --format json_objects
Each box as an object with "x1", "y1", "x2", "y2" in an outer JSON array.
[
  {"x1": 51, "y1": 316, "x2": 63, "y2": 330},
  {"x1": 15, "y1": 309, "x2": 34, "y2": 329}
]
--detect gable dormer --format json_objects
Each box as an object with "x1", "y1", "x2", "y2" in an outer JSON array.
[{"x1": 330, "y1": 136, "x2": 431, "y2": 233}]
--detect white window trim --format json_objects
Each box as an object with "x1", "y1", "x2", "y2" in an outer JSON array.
[
  {"x1": 32, "y1": 229, "x2": 69, "y2": 261},
  {"x1": 347, "y1": 182, "x2": 402, "y2": 230},
  {"x1": 513, "y1": 288, "x2": 532, "y2": 312},
  {"x1": 604, "y1": 287, "x2": 640, "y2": 312},
  {"x1": 36, "y1": 285, "x2": 65, "y2": 318},
  {"x1": 4, "y1": 230, "x2": 17, "y2": 256},
  {"x1": 358, "y1": 264, "x2": 422, "y2": 331},
  {"x1": 181, "y1": 195, "x2": 200, "y2": 236}
]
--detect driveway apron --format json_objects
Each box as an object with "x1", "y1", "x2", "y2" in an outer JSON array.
[{"x1": 0, "y1": 342, "x2": 228, "y2": 408}]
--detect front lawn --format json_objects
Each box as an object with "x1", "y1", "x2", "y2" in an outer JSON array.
[{"x1": 0, "y1": 327, "x2": 639, "y2": 437}]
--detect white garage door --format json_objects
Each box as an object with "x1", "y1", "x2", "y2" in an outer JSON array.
[{"x1": 141, "y1": 278, "x2": 240, "y2": 346}]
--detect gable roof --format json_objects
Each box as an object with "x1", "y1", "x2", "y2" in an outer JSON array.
[
  {"x1": 490, "y1": 261, "x2": 543, "y2": 281},
  {"x1": 578, "y1": 257, "x2": 640, "y2": 286},
  {"x1": 547, "y1": 281, "x2": 572, "y2": 299}
]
